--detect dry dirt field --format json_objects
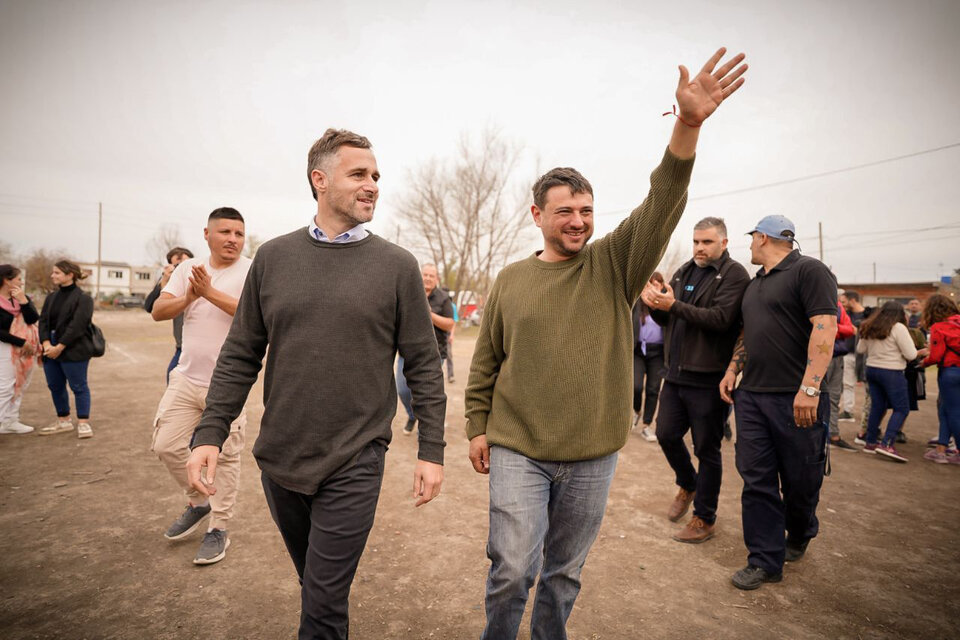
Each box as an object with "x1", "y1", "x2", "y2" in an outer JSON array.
[{"x1": 1, "y1": 310, "x2": 958, "y2": 639}]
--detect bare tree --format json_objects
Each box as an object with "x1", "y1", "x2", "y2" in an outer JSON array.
[
  {"x1": 243, "y1": 233, "x2": 264, "y2": 259},
  {"x1": 145, "y1": 223, "x2": 184, "y2": 265},
  {"x1": 395, "y1": 127, "x2": 535, "y2": 305},
  {"x1": 0, "y1": 240, "x2": 13, "y2": 264},
  {"x1": 655, "y1": 240, "x2": 689, "y2": 280},
  {"x1": 21, "y1": 248, "x2": 66, "y2": 294}
]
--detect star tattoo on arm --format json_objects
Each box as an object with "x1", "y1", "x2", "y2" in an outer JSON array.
[
  {"x1": 816, "y1": 342, "x2": 831, "y2": 355},
  {"x1": 816, "y1": 323, "x2": 825, "y2": 330}
]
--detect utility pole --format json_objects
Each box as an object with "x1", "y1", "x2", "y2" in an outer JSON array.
[
  {"x1": 96, "y1": 202, "x2": 102, "y2": 301},
  {"x1": 873, "y1": 262, "x2": 877, "y2": 283},
  {"x1": 818, "y1": 221, "x2": 824, "y2": 261}
]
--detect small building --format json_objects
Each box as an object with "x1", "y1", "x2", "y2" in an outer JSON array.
[
  {"x1": 836, "y1": 281, "x2": 948, "y2": 308},
  {"x1": 78, "y1": 261, "x2": 158, "y2": 299}
]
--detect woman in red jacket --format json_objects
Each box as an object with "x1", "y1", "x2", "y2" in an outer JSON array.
[{"x1": 921, "y1": 294, "x2": 960, "y2": 464}]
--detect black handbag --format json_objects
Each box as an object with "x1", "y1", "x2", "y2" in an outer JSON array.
[{"x1": 87, "y1": 323, "x2": 106, "y2": 358}]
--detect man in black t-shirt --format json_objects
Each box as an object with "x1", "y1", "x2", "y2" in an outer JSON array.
[
  {"x1": 719, "y1": 215, "x2": 838, "y2": 591},
  {"x1": 643, "y1": 217, "x2": 749, "y2": 544},
  {"x1": 398, "y1": 263, "x2": 455, "y2": 434}
]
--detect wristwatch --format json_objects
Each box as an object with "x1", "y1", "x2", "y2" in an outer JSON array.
[{"x1": 799, "y1": 384, "x2": 821, "y2": 397}]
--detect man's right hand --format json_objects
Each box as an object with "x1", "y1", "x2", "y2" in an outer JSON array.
[
  {"x1": 186, "y1": 445, "x2": 220, "y2": 497},
  {"x1": 468, "y1": 434, "x2": 490, "y2": 474},
  {"x1": 719, "y1": 370, "x2": 737, "y2": 404}
]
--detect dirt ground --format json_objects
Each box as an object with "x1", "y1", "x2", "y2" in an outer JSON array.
[{"x1": 1, "y1": 310, "x2": 958, "y2": 640}]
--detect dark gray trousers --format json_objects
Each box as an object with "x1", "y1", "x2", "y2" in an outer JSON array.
[{"x1": 262, "y1": 442, "x2": 386, "y2": 640}]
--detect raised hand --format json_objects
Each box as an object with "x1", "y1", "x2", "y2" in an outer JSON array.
[{"x1": 676, "y1": 47, "x2": 747, "y2": 126}]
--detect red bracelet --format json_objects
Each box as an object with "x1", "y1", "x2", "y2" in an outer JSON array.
[{"x1": 662, "y1": 105, "x2": 701, "y2": 128}]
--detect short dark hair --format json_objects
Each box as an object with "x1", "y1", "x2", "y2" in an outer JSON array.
[
  {"x1": 0, "y1": 264, "x2": 20, "y2": 284},
  {"x1": 532, "y1": 167, "x2": 593, "y2": 209},
  {"x1": 54, "y1": 259, "x2": 86, "y2": 282},
  {"x1": 843, "y1": 290, "x2": 861, "y2": 302},
  {"x1": 208, "y1": 207, "x2": 244, "y2": 223},
  {"x1": 307, "y1": 129, "x2": 373, "y2": 201},
  {"x1": 694, "y1": 216, "x2": 728, "y2": 237},
  {"x1": 165, "y1": 247, "x2": 194, "y2": 264}
]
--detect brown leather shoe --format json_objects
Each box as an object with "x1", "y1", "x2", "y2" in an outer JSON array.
[
  {"x1": 672, "y1": 516, "x2": 715, "y2": 543},
  {"x1": 667, "y1": 488, "x2": 695, "y2": 522}
]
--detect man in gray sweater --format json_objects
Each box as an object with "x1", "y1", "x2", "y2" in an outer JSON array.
[{"x1": 185, "y1": 129, "x2": 446, "y2": 640}]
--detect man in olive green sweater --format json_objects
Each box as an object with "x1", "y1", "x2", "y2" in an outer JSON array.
[{"x1": 465, "y1": 48, "x2": 748, "y2": 640}]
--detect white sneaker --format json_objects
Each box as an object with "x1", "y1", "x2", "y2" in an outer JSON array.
[
  {"x1": 640, "y1": 426, "x2": 658, "y2": 442},
  {"x1": 77, "y1": 422, "x2": 93, "y2": 439},
  {"x1": 0, "y1": 421, "x2": 35, "y2": 434},
  {"x1": 37, "y1": 419, "x2": 74, "y2": 436}
]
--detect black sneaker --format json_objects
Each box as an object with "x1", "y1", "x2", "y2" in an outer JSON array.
[
  {"x1": 896, "y1": 431, "x2": 907, "y2": 444},
  {"x1": 193, "y1": 529, "x2": 230, "y2": 565},
  {"x1": 785, "y1": 539, "x2": 809, "y2": 562},
  {"x1": 731, "y1": 565, "x2": 782, "y2": 590},
  {"x1": 838, "y1": 411, "x2": 854, "y2": 421},
  {"x1": 403, "y1": 418, "x2": 416, "y2": 435},
  {"x1": 164, "y1": 504, "x2": 212, "y2": 540},
  {"x1": 723, "y1": 421, "x2": 733, "y2": 441},
  {"x1": 830, "y1": 438, "x2": 857, "y2": 451}
]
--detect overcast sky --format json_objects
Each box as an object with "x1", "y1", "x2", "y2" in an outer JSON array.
[{"x1": 2, "y1": 0, "x2": 958, "y2": 284}]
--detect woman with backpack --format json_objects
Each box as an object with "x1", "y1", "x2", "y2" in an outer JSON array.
[
  {"x1": 921, "y1": 294, "x2": 960, "y2": 464},
  {"x1": 38, "y1": 260, "x2": 96, "y2": 439}
]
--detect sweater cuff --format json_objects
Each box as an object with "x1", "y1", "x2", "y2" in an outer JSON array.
[
  {"x1": 417, "y1": 441, "x2": 445, "y2": 466},
  {"x1": 465, "y1": 414, "x2": 487, "y2": 441},
  {"x1": 190, "y1": 426, "x2": 226, "y2": 451}
]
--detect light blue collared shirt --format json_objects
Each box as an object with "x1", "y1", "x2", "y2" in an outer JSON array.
[{"x1": 307, "y1": 217, "x2": 369, "y2": 244}]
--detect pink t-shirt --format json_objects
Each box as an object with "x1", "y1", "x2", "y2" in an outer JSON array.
[{"x1": 162, "y1": 255, "x2": 252, "y2": 387}]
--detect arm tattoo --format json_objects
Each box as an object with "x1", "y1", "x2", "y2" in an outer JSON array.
[{"x1": 728, "y1": 335, "x2": 747, "y2": 374}]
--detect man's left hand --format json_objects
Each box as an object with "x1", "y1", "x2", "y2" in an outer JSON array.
[
  {"x1": 676, "y1": 47, "x2": 748, "y2": 126},
  {"x1": 793, "y1": 390, "x2": 819, "y2": 428},
  {"x1": 641, "y1": 282, "x2": 675, "y2": 311},
  {"x1": 413, "y1": 460, "x2": 443, "y2": 507}
]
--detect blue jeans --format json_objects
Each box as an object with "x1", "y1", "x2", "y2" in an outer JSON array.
[
  {"x1": 482, "y1": 446, "x2": 617, "y2": 640},
  {"x1": 395, "y1": 356, "x2": 414, "y2": 421},
  {"x1": 865, "y1": 366, "x2": 909, "y2": 446},
  {"x1": 42, "y1": 358, "x2": 91, "y2": 419},
  {"x1": 937, "y1": 367, "x2": 960, "y2": 446},
  {"x1": 165, "y1": 348, "x2": 181, "y2": 384}
]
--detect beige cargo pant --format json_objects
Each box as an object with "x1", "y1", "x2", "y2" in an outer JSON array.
[{"x1": 151, "y1": 369, "x2": 245, "y2": 531}]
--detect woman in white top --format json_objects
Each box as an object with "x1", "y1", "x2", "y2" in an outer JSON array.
[{"x1": 856, "y1": 301, "x2": 928, "y2": 462}]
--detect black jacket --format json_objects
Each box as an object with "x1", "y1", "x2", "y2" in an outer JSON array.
[
  {"x1": 39, "y1": 286, "x2": 96, "y2": 362},
  {"x1": 650, "y1": 251, "x2": 750, "y2": 374}
]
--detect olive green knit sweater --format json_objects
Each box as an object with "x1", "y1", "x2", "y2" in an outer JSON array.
[{"x1": 465, "y1": 149, "x2": 694, "y2": 461}]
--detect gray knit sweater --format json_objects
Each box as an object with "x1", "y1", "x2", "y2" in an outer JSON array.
[{"x1": 192, "y1": 229, "x2": 447, "y2": 494}]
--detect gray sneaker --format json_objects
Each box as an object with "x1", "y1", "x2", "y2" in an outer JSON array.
[
  {"x1": 194, "y1": 529, "x2": 230, "y2": 565},
  {"x1": 164, "y1": 504, "x2": 211, "y2": 540}
]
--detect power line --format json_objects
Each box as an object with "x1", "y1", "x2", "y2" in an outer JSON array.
[
  {"x1": 689, "y1": 142, "x2": 960, "y2": 201},
  {"x1": 596, "y1": 141, "x2": 960, "y2": 216}
]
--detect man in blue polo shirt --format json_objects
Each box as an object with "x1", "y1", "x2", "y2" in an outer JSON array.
[{"x1": 719, "y1": 215, "x2": 838, "y2": 590}]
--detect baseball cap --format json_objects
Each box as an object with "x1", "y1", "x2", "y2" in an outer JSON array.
[{"x1": 747, "y1": 214, "x2": 799, "y2": 244}]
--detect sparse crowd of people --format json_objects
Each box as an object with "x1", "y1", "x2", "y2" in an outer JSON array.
[{"x1": 3, "y1": 45, "x2": 959, "y2": 640}]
